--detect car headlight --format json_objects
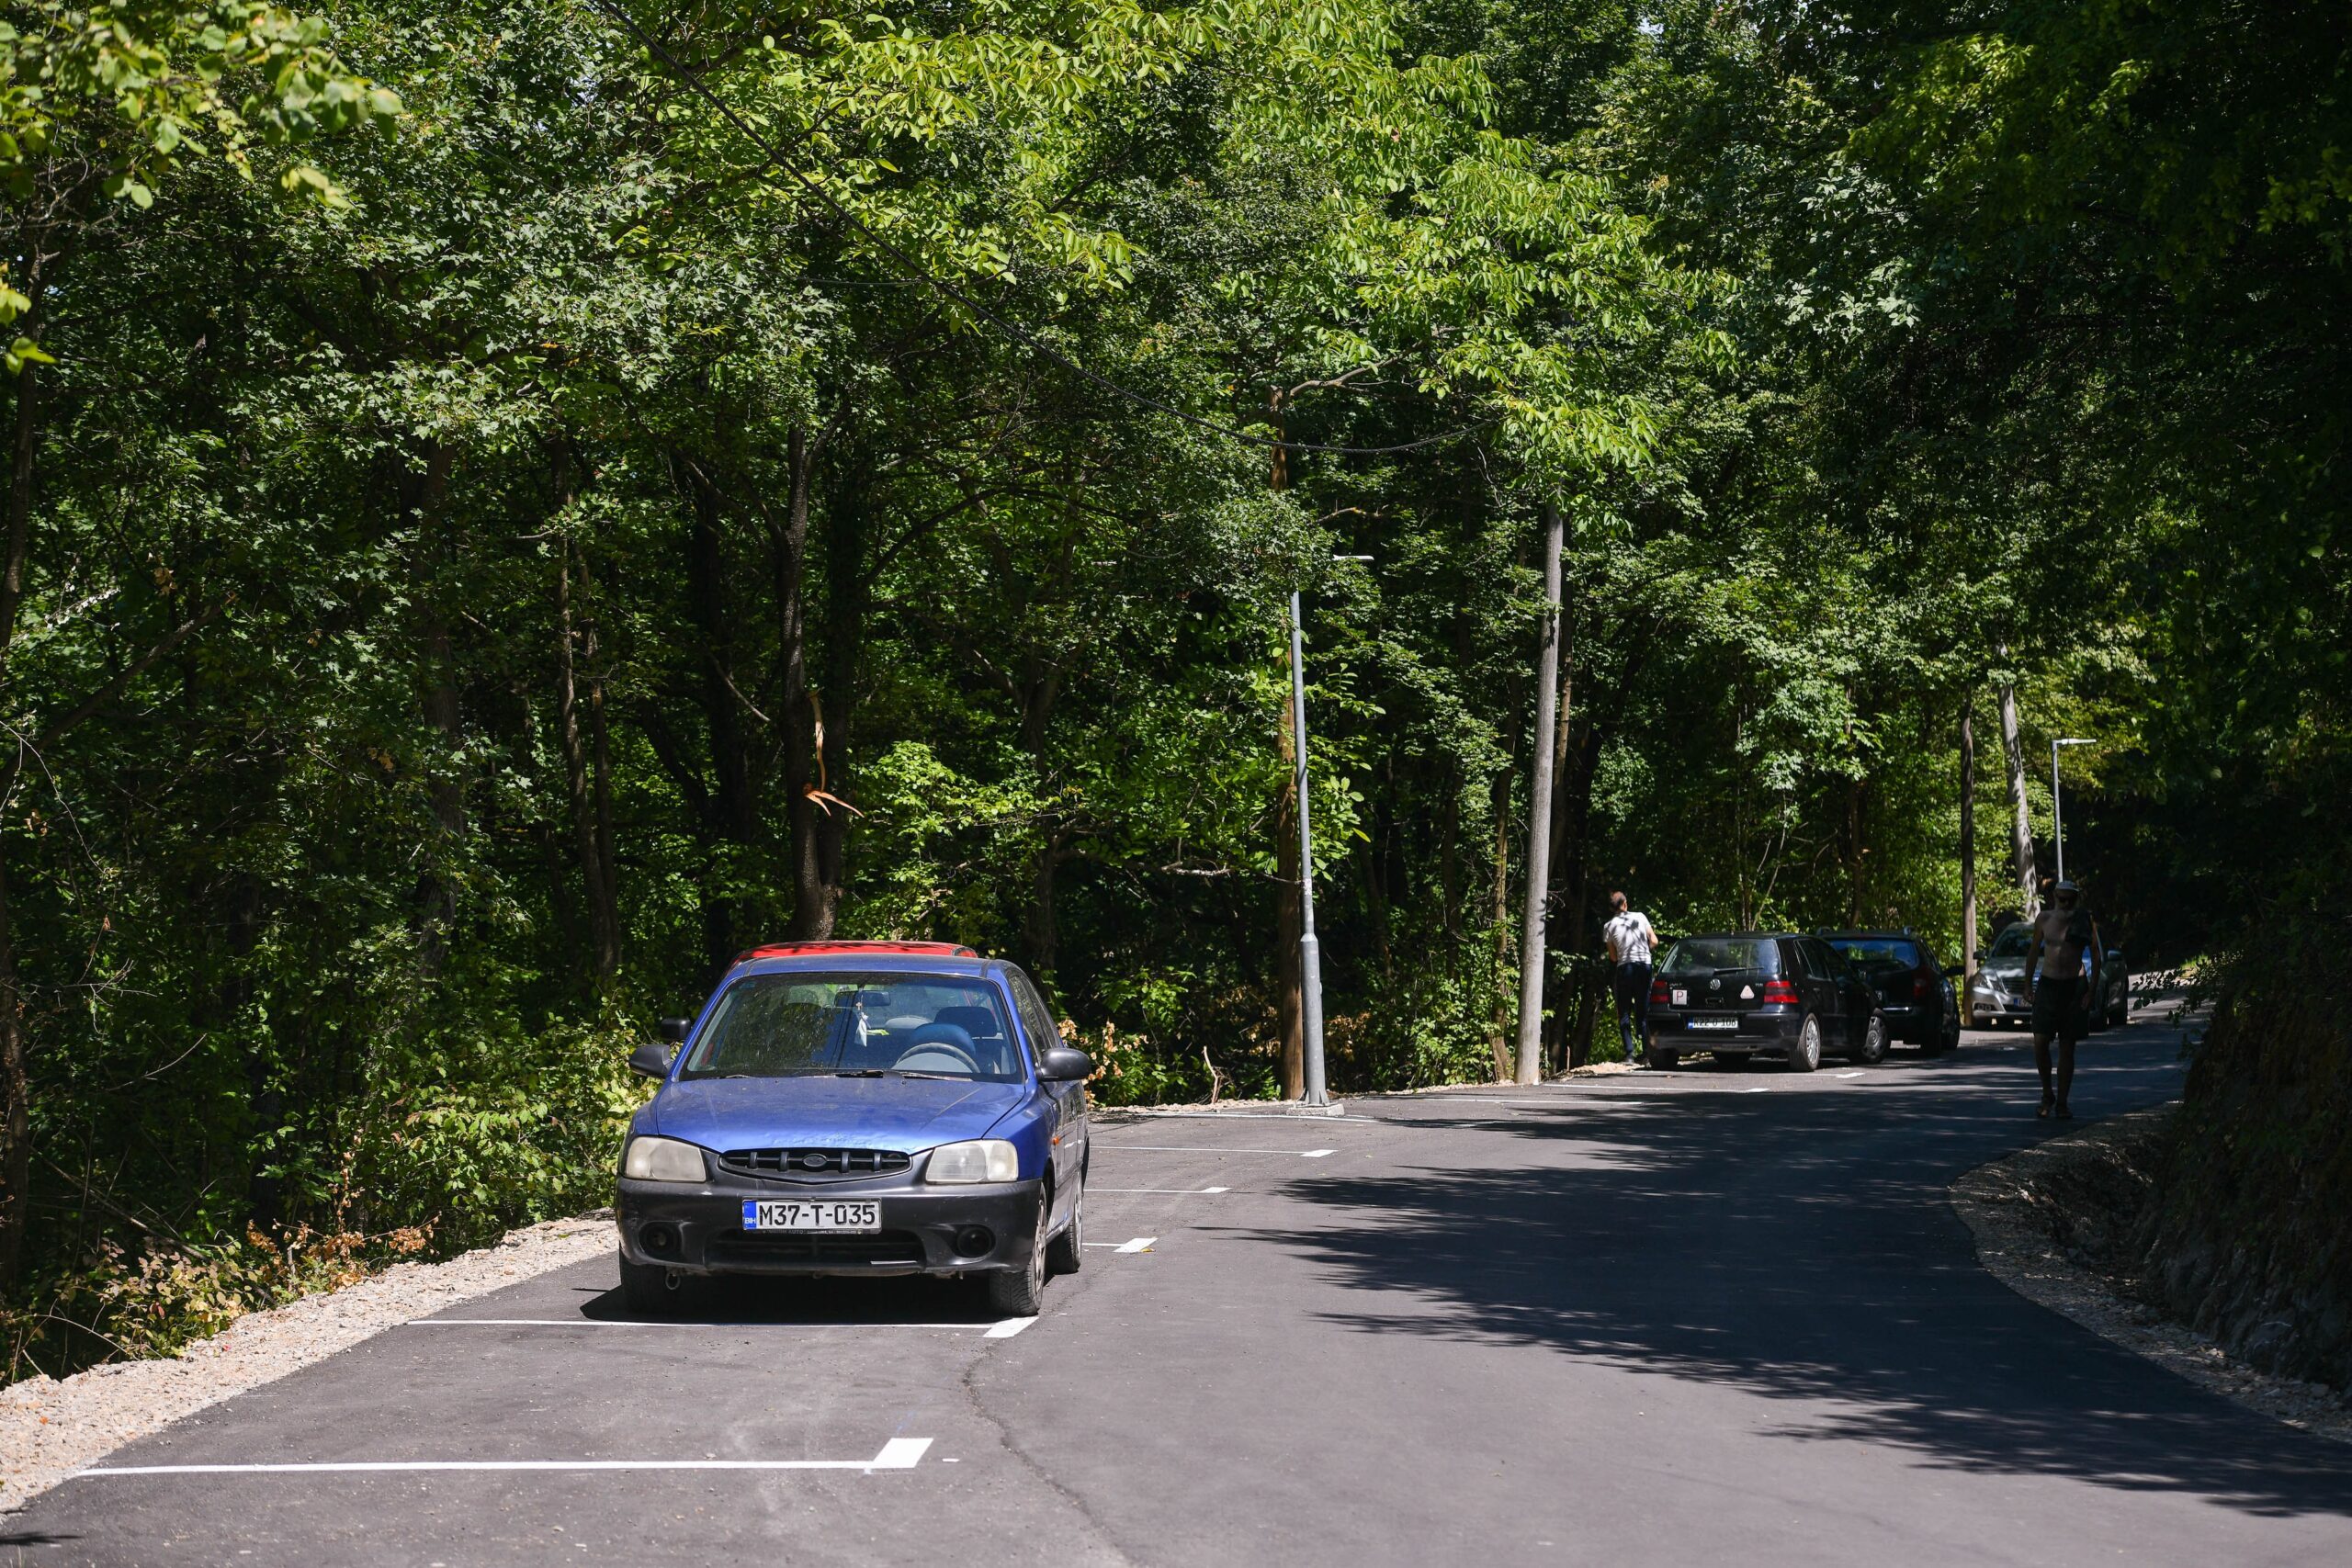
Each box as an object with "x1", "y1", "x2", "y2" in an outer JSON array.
[
  {"x1": 622, "y1": 1135, "x2": 708, "y2": 1182},
  {"x1": 924, "y1": 1139, "x2": 1019, "y2": 1184}
]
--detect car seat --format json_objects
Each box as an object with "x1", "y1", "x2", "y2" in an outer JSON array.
[{"x1": 933, "y1": 1005, "x2": 1012, "y2": 1077}]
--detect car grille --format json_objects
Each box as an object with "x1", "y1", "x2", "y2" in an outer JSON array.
[
  {"x1": 706, "y1": 1230, "x2": 927, "y2": 1269},
  {"x1": 718, "y1": 1146, "x2": 913, "y2": 1181}
]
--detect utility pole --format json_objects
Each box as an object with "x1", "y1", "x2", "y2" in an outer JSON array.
[
  {"x1": 1960, "y1": 700, "x2": 1977, "y2": 1023},
  {"x1": 1514, "y1": 502, "x2": 1566, "y2": 1086},
  {"x1": 1287, "y1": 589, "x2": 1329, "y2": 1107}
]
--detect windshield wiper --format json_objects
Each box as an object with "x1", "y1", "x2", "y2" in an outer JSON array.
[{"x1": 832, "y1": 1068, "x2": 887, "y2": 1077}]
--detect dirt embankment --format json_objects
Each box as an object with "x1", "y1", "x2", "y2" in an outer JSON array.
[{"x1": 1954, "y1": 1105, "x2": 2350, "y2": 1442}]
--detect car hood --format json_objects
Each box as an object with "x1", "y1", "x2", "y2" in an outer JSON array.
[{"x1": 650, "y1": 1077, "x2": 1025, "y2": 1152}]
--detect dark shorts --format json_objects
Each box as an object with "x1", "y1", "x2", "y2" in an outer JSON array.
[{"x1": 2032, "y1": 976, "x2": 2086, "y2": 1043}]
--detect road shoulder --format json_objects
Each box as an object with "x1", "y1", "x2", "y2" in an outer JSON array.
[
  {"x1": 1952, "y1": 1106, "x2": 2352, "y2": 1445},
  {"x1": 0, "y1": 1213, "x2": 613, "y2": 1511}
]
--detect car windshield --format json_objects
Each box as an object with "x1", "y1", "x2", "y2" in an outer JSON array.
[
  {"x1": 1658, "y1": 937, "x2": 1779, "y2": 976},
  {"x1": 1830, "y1": 937, "x2": 1924, "y2": 972},
  {"x1": 679, "y1": 973, "x2": 1023, "y2": 1082},
  {"x1": 1987, "y1": 925, "x2": 2032, "y2": 959}
]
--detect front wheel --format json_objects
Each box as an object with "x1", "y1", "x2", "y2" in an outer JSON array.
[
  {"x1": 619, "y1": 1253, "x2": 680, "y2": 1318},
  {"x1": 1786, "y1": 1014, "x2": 1823, "y2": 1073},
  {"x1": 1045, "y1": 1173, "x2": 1084, "y2": 1277},
  {"x1": 987, "y1": 1190, "x2": 1050, "y2": 1316},
  {"x1": 1925, "y1": 1017, "x2": 1957, "y2": 1055},
  {"x1": 1854, "y1": 1014, "x2": 1888, "y2": 1066}
]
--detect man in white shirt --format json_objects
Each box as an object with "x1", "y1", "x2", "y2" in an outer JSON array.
[{"x1": 1601, "y1": 891, "x2": 1658, "y2": 1064}]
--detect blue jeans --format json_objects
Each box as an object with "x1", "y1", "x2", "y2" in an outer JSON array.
[{"x1": 1614, "y1": 962, "x2": 1654, "y2": 1058}]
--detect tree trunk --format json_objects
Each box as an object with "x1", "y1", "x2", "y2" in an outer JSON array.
[
  {"x1": 773, "y1": 428, "x2": 828, "y2": 940},
  {"x1": 413, "y1": 444, "x2": 464, "y2": 976},
  {"x1": 556, "y1": 532, "x2": 620, "y2": 984},
  {"x1": 793, "y1": 454, "x2": 868, "y2": 940},
  {"x1": 1539, "y1": 573, "x2": 1580, "y2": 1069},
  {"x1": 1996, "y1": 653, "x2": 2035, "y2": 909},
  {"x1": 1514, "y1": 502, "x2": 1566, "y2": 1086},
  {"x1": 1960, "y1": 698, "x2": 1978, "y2": 1021},
  {"x1": 1487, "y1": 770, "x2": 1513, "y2": 1081},
  {"x1": 1019, "y1": 668, "x2": 1064, "y2": 977},
  {"x1": 0, "y1": 350, "x2": 37, "y2": 1284},
  {"x1": 682, "y1": 453, "x2": 757, "y2": 975}
]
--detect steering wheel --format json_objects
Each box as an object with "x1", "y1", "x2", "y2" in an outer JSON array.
[{"x1": 892, "y1": 1023, "x2": 980, "y2": 1076}]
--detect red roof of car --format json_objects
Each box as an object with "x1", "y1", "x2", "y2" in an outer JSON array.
[{"x1": 734, "y1": 940, "x2": 979, "y2": 963}]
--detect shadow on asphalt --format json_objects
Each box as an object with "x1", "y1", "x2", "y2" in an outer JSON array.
[
  {"x1": 1270, "y1": 1046, "x2": 2352, "y2": 1518},
  {"x1": 572, "y1": 1271, "x2": 1001, "y2": 1325}
]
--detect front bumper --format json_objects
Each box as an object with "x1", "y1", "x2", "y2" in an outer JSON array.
[
  {"x1": 616, "y1": 1171, "x2": 1043, "y2": 1279},
  {"x1": 1970, "y1": 977, "x2": 2031, "y2": 1026},
  {"x1": 1647, "y1": 1007, "x2": 1801, "y2": 1053}
]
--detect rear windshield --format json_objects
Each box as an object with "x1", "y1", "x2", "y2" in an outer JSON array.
[
  {"x1": 1658, "y1": 938, "x2": 1781, "y2": 977},
  {"x1": 680, "y1": 973, "x2": 1022, "y2": 1082},
  {"x1": 1829, "y1": 937, "x2": 1924, "y2": 972}
]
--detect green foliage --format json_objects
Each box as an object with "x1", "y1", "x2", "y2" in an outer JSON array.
[{"x1": 1, "y1": 0, "x2": 2342, "y2": 1382}]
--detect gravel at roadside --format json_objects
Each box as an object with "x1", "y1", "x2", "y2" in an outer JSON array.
[
  {"x1": 1952, "y1": 1109, "x2": 2352, "y2": 1445},
  {"x1": 0, "y1": 1213, "x2": 616, "y2": 1511}
]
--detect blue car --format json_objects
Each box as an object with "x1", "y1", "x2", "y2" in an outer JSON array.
[{"x1": 615, "y1": 941, "x2": 1093, "y2": 1316}]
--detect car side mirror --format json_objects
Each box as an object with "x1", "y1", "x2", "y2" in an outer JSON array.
[
  {"x1": 1038, "y1": 1047, "x2": 1093, "y2": 1081},
  {"x1": 629, "y1": 1041, "x2": 675, "y2": 1080},
  {"x1": 658, "y1": 1017, "x2": 692, "y2": 1044},
  {"x1": 1942, "y1": 964, "x2": 1963, "y2": 977}
]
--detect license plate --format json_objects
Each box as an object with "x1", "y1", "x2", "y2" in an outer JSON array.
[
  {"x1": 1671, "y1": 988, "x2": 1689, "y2": 1005},
  {"x1": 741, "y1": 1200, "x2": 880, "y2": 1233},
  {"x1": 1687, "y1": 1017, "x2": 1737, "y2": 1031}
]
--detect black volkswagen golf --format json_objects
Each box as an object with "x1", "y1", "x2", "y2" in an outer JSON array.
[{"x1": 1644, "y1": 931, "x2": 1887, "y2": 1072}]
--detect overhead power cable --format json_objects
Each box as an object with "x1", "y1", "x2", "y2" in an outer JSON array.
[{"x1": 582, "y1": 0, "x2": 1487, "y2": 459}]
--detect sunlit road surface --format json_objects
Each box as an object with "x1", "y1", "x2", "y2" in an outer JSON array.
[{"x1": 15, "y1": 1006, "x2": 2352, "y2": 1566}]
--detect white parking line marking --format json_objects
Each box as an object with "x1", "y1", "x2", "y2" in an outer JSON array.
[
  {"x1": 984, "y1": 1317, "x2": 1037, "y2": 1339},
  {"x1": 412, "y1": 1319, "x2": 991, "y2": 1330},
  {"x1": 1123, "y1": 1111, "x2": 1379, "y2": 1123},
  {"x1": 1741, "y1": 1088, "x2": 1769, "y2": 1094},
  {"x1": 1114, "y1": 1236, "x2": 1157, "y2": 1253},
  {"x1": 1092, "y1": 1187, "x2": 1232, "y2": 1195},
  {"x1": 1100, "y1": 1145, "x2": 1341, "y2": 1157},
  {"x1": 1837, "y1": 1072, "x2": 1865, "y2": 1079},
  {"x1": 81, "y1": 1438, "x2": 933, "y2": 1477}
]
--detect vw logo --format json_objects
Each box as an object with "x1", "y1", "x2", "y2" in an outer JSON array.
[
  {"x1": 1710, "y1": 978, "x2": 1722, "y2": 990},
  {"x1": 801, "y1": 1154, "x2": 830, "y2": 1170}
]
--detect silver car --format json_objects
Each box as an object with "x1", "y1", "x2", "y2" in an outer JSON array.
[{"x1": 1969, "y1": 923, "x2": 2129, "y2": 1029}]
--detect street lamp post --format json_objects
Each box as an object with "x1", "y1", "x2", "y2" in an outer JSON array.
[
  {"x1": 2051, "y1": 737, "x2": 2093, "y2": 882},
  {"x1": 1287, "y1": 589, "x2": 1328, "y2": 1108},
  {"x1": 1287, "y1": 557, "x2": 1371, "y2": 1110}
]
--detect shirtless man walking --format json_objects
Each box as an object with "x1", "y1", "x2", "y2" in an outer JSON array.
[{"x1": 2025, "y1": 879, "x2": 2101, "y2": 1118}]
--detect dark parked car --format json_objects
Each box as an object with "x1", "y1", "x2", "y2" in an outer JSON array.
[
  {"x1": 1644, "y1": 931, "x2": 1887, "y2": 1072},
  {"x1": 1969, "y1": 923, "x2": 2131, "y2": 1031},
  {"x1": 1822, "y1": 931, "x2": 1961, "y2": 1055},
  {"x1": 615, "y1": 940, "x2": 1091, "y2": 1317}
]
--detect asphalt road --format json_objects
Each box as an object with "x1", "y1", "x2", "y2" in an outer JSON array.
[{"x1": 16, "y1": 1009, "x2": 2352, "y2": 1566}]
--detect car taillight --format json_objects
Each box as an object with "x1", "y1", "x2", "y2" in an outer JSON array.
[
  {"x1": 1760, "y1": 979, "x2": 1800, "y2": 1005},
  {"x1": 1649, "y1": 979, "x2": 1670, "y2": 1005},
  {"x1": 1914, "y1": 969, "x2": 1934, "y2": 998}
]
